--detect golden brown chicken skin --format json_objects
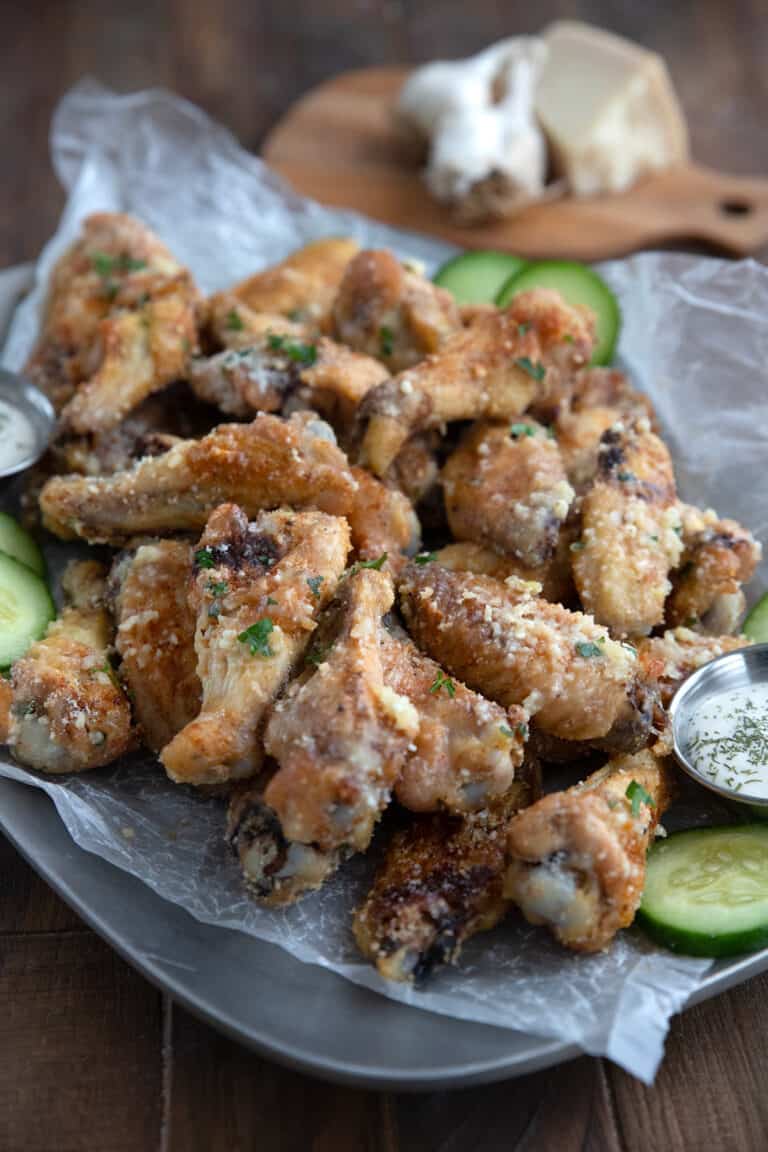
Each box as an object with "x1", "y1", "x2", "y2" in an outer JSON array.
[
  {"x1": 442, "y1": 420, "x2": 574, "y2": 567},
  {"x1": 111, "y1": 540, "x2": 201, "y2": 753},
  {"x1": 26, "y1": 213, "x2": 199, "y2": 432},
  {"x1": 572, "y1": 420, "x2": 684, "y2": 636},
  {"x1": 331, "y1": 248, "x2": 461, "y2": 372},
  {"x1": 399, "y1": 562, "x2": 645, "y2": 748},
  {"x1": 6, "y1": 561, "x2": 132, "y2": 774},
  {"x1": 636, "y1": 627, "x2": 749, "y2": 710},
  {"x1": 432, "y1": 537, "x2": 577, "y2": 606},
  {"x1": 357, "y1": 287, "x2": 596, "y2": 477},
  {"x1": 353, "y1": 760, "x2": 539, "y2": 982},
  {"x1": 0, "y1": 678, "x2": 11, "y2": 745},
  {"x1": 161, "y1": 504, "x2": 349, "y2": 787},
  {"x1": 39, "y1": 411, "x2": 418, "y2": 563},
  {"x1": 505, "y1": 749, "x2": 675, "y2": 952},
  {"x1": 666, "y1": 504, "x2": 761, "y2": 634}
]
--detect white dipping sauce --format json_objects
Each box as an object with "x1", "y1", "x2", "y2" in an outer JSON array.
[
  {"x1": 0, "y1": 398, "x2": 36, "y2": 471},
  {"x1": 685, "y1": 684, "x2": 768, "y2": 798}
]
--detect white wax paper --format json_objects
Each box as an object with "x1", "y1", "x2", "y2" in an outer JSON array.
[{"x1": 2, "y1": 81, "x2": 767, "y2": 1083}]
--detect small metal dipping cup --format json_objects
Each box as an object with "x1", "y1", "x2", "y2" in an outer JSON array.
[
  {"x1": 669, "y1": 643, "x2": 768, "y2": 808},
  {"x1": 0, "y1": 368, "x2": 55, "y2": 479}
]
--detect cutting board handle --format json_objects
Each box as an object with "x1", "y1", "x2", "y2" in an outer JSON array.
[{"x1": 663, "y1": 164, "x2": 768, "y2": 252}]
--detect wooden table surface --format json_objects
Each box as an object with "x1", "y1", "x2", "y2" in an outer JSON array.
[{"x1": 2, "y1": 2, "x2": 768, "y2": 1149}]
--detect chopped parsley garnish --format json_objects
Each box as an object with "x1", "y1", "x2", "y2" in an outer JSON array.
[
  {"x1": 91, "y1": 251, "x2": 147, "y2": 277},
  {"x1": 430, "y1": 672, "x2": 455, "y2": 698},
  {"x1": 517, "y1": 322, "x2": 531, "y2": 337},
  {"x1": 621, "y1": 642, "x2": 638, "y2": 656},
  {"x1": 237, "y1": 618, "x2": 274, "y2": 657},
  {"x1": 626, "y1": 779, "x2": 655, "y2": 817},
  {"x1": 266, "y1": 596, "x2": 278, "y2": 606},
  {"x1": 514, "y1": 356, "x2": 546, "y2": 382},
  {"x1": 346, "y1": 553, "x2": 388, "y2": 577},
  {"x1": 510, "y1": 423, "x2": 535, "y2": 439},
  {"x1": 617, "y1": 470, "x2": 636, "y2": 482},
  {"x1": 306, "y1": 575, "x2": 324, "y2": 597},
  {"x1": 684, "y1": 616, "x2": 698, "y2": 628},
  {"x1": 225, "y1": 309, "x2": 244, "y2": 331},
  {"x1": 99, "y1": 661, "x2": 122, "y2": 692},
  {"x1": 673, "y1": 525, "x2": 683, "y2": 537},
  {"x1": 575, "y1": 641, "x2": 603, "y2": 659},
  {"x1": 194, "y1": 547, "x2": 215, "y2": 569},
  {"x1": 379, "y1": 325, "x2": 394, "y2": 358},
  {"x1": 267, "y1": 333, "x2": 318, "y2": 365},
  {"x1": 562, "y1": 333, "x2": 574, "y2": 344},
  {"x1": 570, "y1": 540, "x2": 586, "y2": 552},
  {"x1": 208, "y1": 580, "x2": 228, "y2": 596},
  {"x1": 307, "y1": 642, "x2": 331, "y2": 667},
  {"x1": 414, "y1": 552, "x2": 437, "y2": 565},
  {"x1": 649, "y1": 534, "x2": 659, "y2": 543},
  {"x1": 500, "y1": 721, "x2": 529, "y2": 740}
]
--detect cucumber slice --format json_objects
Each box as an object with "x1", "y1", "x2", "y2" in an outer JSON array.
[
  {"x1": 496, "y1": 260, "x2": 621, "y2": 365},
  {"x1": 434, "y1": 251, "x2": 527, "y2": 307},
  {"x1": 0, "y1": 512, "x2": 46, "y2": 576},
  {"x1": 638, "y1": 825, "x2": 768, "y2": 957},
  {"x1": 0, "y1": 550, "x2": 54, "y2": 667},
  {"x1": 744, "y1": 592, "x2": 768, "y2": 643}
]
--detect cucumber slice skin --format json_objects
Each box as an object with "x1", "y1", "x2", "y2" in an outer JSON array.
[
  {"x1": 434, "y1": 251, "x2": 527, "y2": 307},
  {"x1": 496, "y1": 260, "x2": 621, "y2": 366},
  {"x1": 744, "y1": 591, "x2": 768, "y2": 643},
  {"x1": 0, "y1": 550, "x2": 54, "y2": 668},
  {"x1": 638, "y1": 826, "x2": 768, "y2": 958},
  {"x1": 0, "y1": 512, "x2": 46, "y2": 577}
]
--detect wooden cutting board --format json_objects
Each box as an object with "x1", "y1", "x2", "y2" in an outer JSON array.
[{"x1": 263, "y1": 68, "x2": 768, "y2": 260}]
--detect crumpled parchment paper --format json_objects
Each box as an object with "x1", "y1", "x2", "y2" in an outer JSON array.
[{"x1": 2, "y1": 80, "x2": 767, "y2": 1083}]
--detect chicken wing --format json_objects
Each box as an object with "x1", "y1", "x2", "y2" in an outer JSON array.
[
  {"x1": 572, "y1": 420, "x2": 683, "y2": 636},
  {"x1": 111, "y1": 540, "x2": 201, "y2": 752},
  {"x1": 432, "y1": 538, "x2": 576, "y2": 605},
  {"x1": 442, "y1": 420, "x2": 574, "y2": 567},
  {"x1": 26, "y1": 213, "x2": 199, "y2": 431},
  {"x1": 6, "y1": 561, "x2": 132, "y2": 773},
  {"x1": 637, "y1": 627, "x2": 749, "y2": 710},
  {"x1": 399, "y1": 562, "x2": 647, "y2": 748},
  {"x1": 207, "y1": 237, "x2": 359, "y2": 328},
  {"x1": 353, "y1": 760, "x2": 540, "y2": 982},
  {"x1": 358, "y1": 288, "x2": 596, "y2": 477},
  {"x1": 39, "y1": 411, "x2": 418, "y2": 562},
  {"x1": 666, "y1": 504, "x2": 761, "y2": 634},
  {"x1": 161, "y1": 505, "x2": 349, "y2": 786},
  {"x1": 331, "y1": 249, "x2": 461, "y2": 372},
  {"x1": 505, "y1": 749, "x2": 674, "y2": 952},
  {"x1": 379, "y1": 623, "x2": 527, "y2": 814}
]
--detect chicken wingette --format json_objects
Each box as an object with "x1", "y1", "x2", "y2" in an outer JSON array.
[{"x1": 667, "y1": 504, "x2": 761, "y2": 634}]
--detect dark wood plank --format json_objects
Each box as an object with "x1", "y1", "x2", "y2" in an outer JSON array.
[{"x1": 0, "y1": 831, "x2": 84, "y2": 934}]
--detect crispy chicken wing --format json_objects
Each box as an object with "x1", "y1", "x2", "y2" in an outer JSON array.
[
  {"x1": 331, "y1": 249, "x2": 461, "y2": 372},
  {"x1": 433, "y1": 538, "x2": 576, "y2": 605},
  {"x1": 353, "y1": 760, "x2": 540, "y2": 982},
  {"x1": 39, "y1": 411, "x2": 418, "y2": 562},
  {"x1": 399, "y1": 563, "x2": 647, "y2": 748},
  {"x1": 637, "y1": 627, "x2": 749, "y2": 710},
  {"x1": 358, "y1": 288, "x2": 595, "y2": 477},
  {"x1": 208, "y1": 238, "x2": 359, "y2": 328},
  {"x1": 26, "y1": 213, "x2": 199, "y2": 431},
  {"x1": 205, "y1": 298, "x2": 310, "y2": 352},
  {"x1": 379, "y1": 624, "x2": 527, "y2": 814},
  {"x1": 6, "y1": 561, "x2": 132, "y2": 773},
  {"x1": 572, "y1": 420, "x2": 683, "y2": 636},
  {"x1": 505, "y1": 749, "x2": 674, "y2": 952},
  {"x1": 666, "y1": 504, "x2": 761, "y2": 633},
  {"x1": 442, "y1": 420, "x2": 574, "y2": 566},
  {"x1": 111, "y1": 540, "x2": 201, "y2": 753},
  {"x1": 161, "y1": 505, "x2": 349, "y2": 786}
]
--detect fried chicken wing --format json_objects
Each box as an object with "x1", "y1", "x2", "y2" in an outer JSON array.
[
  {"x1": 161, "y1": 505, "x2": 349, "y2": 786},
  {"x1": 39, "y1": 412, "x2": 417, "y2": 562},
  {"x1": 637, "y1": 627, "x2": 749, "y2": 710},
  {"x1": 6, "y1": 561, "x2": 132, "y2": 773},
  {"x1": 208, "y1": 237, "x2": 359, "y2": 327},
  {"x1": 26, "y1": 213, "x2": 199, "y2": 431},
  {"x1": 399, "y1": 563, "x2": 646, "y2": 747},
  {"x1": 666, "y1": 504, "x2": 761, "y2": 633},
  {"x1": 379, "y1": 624, "x2": 527, "y2": 814},
  {"x1": 442, "y1": 420, "x2": 574, "y2": 566},
  {"x1": 353, "y1": 761, "x2": 540, "y2": 982},
  {"x1": 331, "y1": 249, "x2": 461, "y2": 372},
  {"x1": 433, "y1": 538, "x2": 575, "y2": 605},
  {"x1": 358, "y1": 288, "x2": 595, "y2": 477},
  {"x1": 572, "y1": 421, "x2": 683, "y2": 636},
  {"x1": 111, "y1": 540, "x2": 201, "y2": 752},
  {"x1": 505, "y1": 749, "x2": 674, "y2": 952},
  {"x1": 205, "y1": 297, "x2": 311, "y2": 351}
]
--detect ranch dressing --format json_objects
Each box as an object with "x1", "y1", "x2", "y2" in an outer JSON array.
[
  {"x1": 0, "y1": 398, "x2": 37, "y2": 472},
  {"x1": 685, "y1": 684, "x2": 768, "y2": 799}
]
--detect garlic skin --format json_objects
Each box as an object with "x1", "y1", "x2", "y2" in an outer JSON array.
[{"x1": 398, "y1": 38, "x2": 548, "y2": 220}]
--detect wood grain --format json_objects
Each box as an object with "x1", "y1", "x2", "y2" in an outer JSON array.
[{"x1": 1, "y1": 1, "x2": 768, "y2": 1149}]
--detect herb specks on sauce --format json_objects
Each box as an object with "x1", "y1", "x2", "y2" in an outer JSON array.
[{"x1": 686, "y1": 686, "x2": 768, "y2": 797}]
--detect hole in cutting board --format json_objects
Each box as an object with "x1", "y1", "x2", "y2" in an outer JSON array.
[{"x1": 719, "y1": 199, "x2": 753, "y2": 217}]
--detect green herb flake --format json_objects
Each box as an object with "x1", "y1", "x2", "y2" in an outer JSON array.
[
  {"x1": 499, "y1": 724, "x2": 515, "y2": 738},
  {"x1": 238, "y1": 618, "x2": 275, "y2": 658},
  {"x1": 266, "y1": 596, "x2": 278, "y2": 606},
  {"x1": 575, "y1": 641, "x2": 603, "y2": 659},
  {"x1": 430, "y1": 672, "x2": 455, "y2": 698},
  {"x1": 225, "y1": 309, "x2": 244, "y2": 331},
  {"x1": 517, "y1": 322, "x2": 531, "y2": 337},
  {"x1": 99, "y1": 661, "x2": 122, "y2": 692},
  {"x1": 346, "y1": 553, "x2": 388, "y2": 578},
  {"x1": 379, "y1": 325, "x2": 394, "y2": 358},
  {"x1": 510, "y1": 423, "x2": 535, "y2": 440},
  {"x1": 91, "y1": 251, "x2": 147, "y2": 278},
  {"x1": 626, "y1": 779, "x2": 655, "y2": 817},
  {"x1": 684, "y1": 616, "x2": 698, "y2": 628},
  {"x1": 617, "y1": 470, "x2": 636, "y2": 483},
  {"x1": 414, "y1": 552, "x2": 437, "y2": 566},
  {"x1": 500, "y1": 720, "x2": 529, "y2": 740},
  {"x1": 194, "y1": 547, "x2": 215, "y2": 570},
  {"x1": 267, "y1": 333, "x2": 318, "y2": 365},
  {"x1": 307, "y1": 642, "x2": 331, "y2": 667},
  {"x1": 208, "y1": 580, "x2": 228, "y2": 597},
  {"x1": 306, "y1": 575, "x2": 324, "y2": 597},
  {"x1": 570, "y1": 541, "x2": 586, "y2": 552},
  {"x1": 514, "y1": 356, "x2": 546, "y2": 383}
]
